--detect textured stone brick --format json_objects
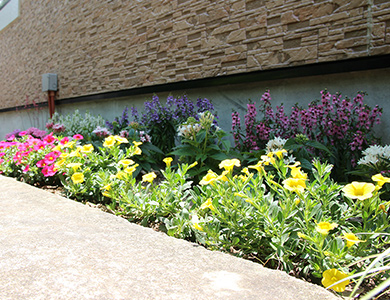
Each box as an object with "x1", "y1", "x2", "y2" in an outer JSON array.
[{"x1": 0, "y1": 0, "x2": 389, "y2": 109}]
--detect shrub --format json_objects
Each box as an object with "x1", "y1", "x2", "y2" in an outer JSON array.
[{"x1": 46, "y1": 110, "x2": 106, "y2": 143}]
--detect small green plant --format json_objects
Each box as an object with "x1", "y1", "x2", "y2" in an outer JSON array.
[
  {"x1": 171, "y1": 111, "x2": 231, "y2": 180},
  {"x1": 46, "y1": 110, "x2": 106, "y2": 144}
]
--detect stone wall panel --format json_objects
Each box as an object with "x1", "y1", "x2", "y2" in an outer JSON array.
[{"x1": 0, "y1": 0, "x2": 389, "y2": 109}]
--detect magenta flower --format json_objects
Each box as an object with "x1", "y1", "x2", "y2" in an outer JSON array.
[
  {"x1": 43, "y1": 133, "x2": 56, "y2": 144},
  {"x1": 42, "y1": 165, "x2": 57, "y2": 177},
  {"x1": 60, "y1": 137, "x2": 69, "y2": 145},
  {"x1": 73, "y1": 134, "x2": 84, "y2": 140},
  {"x1": 36, "y1": 159, "x2": 48, "y2": 168},
  {"x1": 44, "y1": 151, "x2": 60, "y2": 165},
  {"x1": 23, "y1": 165, "x2": 30, "y2": 173}
]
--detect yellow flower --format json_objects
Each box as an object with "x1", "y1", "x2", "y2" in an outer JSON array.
[
  {"x1": 290, "y1": 167, "x2": 307, "y2": 180},
  {"x1": 372, "y1": 173, "x2": 390, "y2": 187},
  {"x1": 200, "y1": 198, "x2": 216, "y2": 212},
  {"x1": 193, "y1": 223, "x2": 203, "y2": 231},
  {"x1": 116, "y1": 171, "x2": 126, "y2": 180},
  {"x1": 342, "y1": 233, "x2": 365, "y2": 248},
  {"x1": 218, "y1": 158, "x2": 240, "y2": 172},
  {"x1": 52, "y1": 145, "x2": 62, "y2": 151},
  {"x1": 103, "y1": 136, "x2": 116, "y2": 148},
  {"x1": 59, "y1": 152, "x2": 69, "y2": 159},
  {"x1": 114, "y1": 135, "x2": 129, "y2": 144},
  {"x1": 274, "y1": 149, "x2": 287, "y2": 159},
  {"x1": 321, "y1": 269, "x2": 350, "y2": 292},
  {"x1": 67, "y1": 162, "x2": 82, "y2": 171},
  {"x1": 282, "y1": 178, "x2": 306, "y2": 193},
  {"x1": 81, "y1": 144, "x2": 94, "y2": 153},
  {"x1": 242, "y1": 167, "x2": 251, "y2": 176},
  {"x1": 101, "y1": 183, "x2": 111, "y2": 197},
  {"x1": 119, "y1": 159, "x2": 135, "y2": 167},
  {"x1": 55, "y1": 159, "x2": 66, "y2": 167},
  {"x1": 71, "y1": 172, "x2": 84, "y2": 184},
  {"x1": 294, "y1": 198, "x2": 301, "y2": 205},
  {"x1": 248, "y1": 161, "x2": 265, "y2": 174},
  {"x1": 217, "y1": 170, "x2": 229, "y2": 182},
  {"x1": 342, "y1": 181, "x2": 376, "y2": 200},
  {"x1": 315, "y1": 221, "x2": 338, "y2": 235},
  {"x1": 134, "y1": 147, "x2": 142, "y2": 155},
  {"x1": 297, "y1": 232, "x2": 309, "y2": 240},
  {"x1": 125, "y1": 164, "x2": 139, "y2": 175},
  {"x1": 63, "y1": 141, "x2": 75, "y2": 148},
  {"x1": 189, "y1": 161, "x2": 198, "y2": 169},
  {"x1": 133, "y1": 141, "x2": 142, "y2": 147},
  {"x1": 69, "y1": 150, "x2": 81, "y2": 157},
  {"x1": 163, "y1": 157, "x2": 173, "y2": 167},
  {"x1": 199, "y1": 170, "x2": 218, "y2": 185},
  {"x1": 142, "y1": 172, "x2": 157, "y2": 183},
  {"x1": 266, "y1": 152, "x2": 276, "y2": 164}
]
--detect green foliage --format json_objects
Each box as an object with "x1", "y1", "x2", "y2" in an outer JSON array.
[
  {"x1": 46, "y1": 110, "x2": 106, "y2": 143},
  {"x1": 171, "y1": 111, "x2": 231, "y2": 181}
]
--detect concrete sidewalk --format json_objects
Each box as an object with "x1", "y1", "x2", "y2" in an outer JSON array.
[{"x1": 0, "y1": 175, "x2": 339, "y2": 300}]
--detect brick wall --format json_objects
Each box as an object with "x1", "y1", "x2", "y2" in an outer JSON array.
[{"x1": 0, "y1": 0, "x2": 389, "y2": 109}]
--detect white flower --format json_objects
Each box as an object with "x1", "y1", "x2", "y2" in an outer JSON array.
[
  {"x1": 358, "y1": 144, "x2": 390, "y2": 167},
  {"x1": 266, "y1": 137, "x2": 288, "y2": 153}
]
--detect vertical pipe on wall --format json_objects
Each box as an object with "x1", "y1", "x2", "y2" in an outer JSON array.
[{"x1": 48, "y1": 90, "x2": 55, "y2": 118}]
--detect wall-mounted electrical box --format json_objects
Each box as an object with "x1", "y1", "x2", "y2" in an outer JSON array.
[{"x1": 42, "y1": 73, "x2": 57, "y2": 92}]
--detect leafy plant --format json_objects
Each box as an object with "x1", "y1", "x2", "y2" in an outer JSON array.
[
  {"x1": 46, "y1": 110, "x2": 106, "y2": 143},
  {"x1": 171, "y1": 111, "x2": 231, "y2": 180}
]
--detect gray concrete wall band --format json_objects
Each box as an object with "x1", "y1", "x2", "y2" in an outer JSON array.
[{"x1": 1, "y1": 67, "x2": 389, "y2": 145}]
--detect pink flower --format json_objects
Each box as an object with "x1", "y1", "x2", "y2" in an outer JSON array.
[
  {"x1": 0, "y1": 152, "x2": 5, "y2": 157},
  {"x1": 43, "y1": 133, "x2": 56, "y2": 144},
  {"x1": 33, "y1": 141, "x2": 47, "y2": 151},
  {"x1": 36, "y1": 159, "x2": 48, "y2": 168},
  {"x1": 0, "y1": 159, "x2": 3, "y2": 164},
  {"x1": 7, "y1": 135, "x2": 15, "y2": 141},
  {"x1": 73, "y1": 134, "x2": 84, "y2": 140},
  {"x1": 23, "y1": 165, "x2": 30, "y2": 173},
  {"x1": 60, "y1": 137, "x2": 69, "y2": 145},
  {"x1": 42, "y1": 165, "x2": 57, "y2": 177},
  {"x1": 44, "y1": 151, "x2": 61, "y2": 165},
  {"x1": 19, "y1": 131, "x2": 27, "y2": 136}
]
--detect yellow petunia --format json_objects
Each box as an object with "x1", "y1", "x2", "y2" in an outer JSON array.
[
  {"x1": 200, "y1": 198, "x2": 216, "y2": 212},
  {"x1": 282, "y1": 177, "x2": 306, "y2": 193},
  {"x1": 315, "y1": 221, "x2": 338, "y2": 235},
  {"x1": 218, "y1": 158, "x2": 240, "y2": 172},
  {"x1": 163, "y1": 157, "x2": 173, "y2": 168},
  {"x1": 134, "y1": 147, "x2": 142, "y2": 155},
  {"x1": 372, "y1": 173, "x2": 390, "y2": 187},
  {"x1": 274, "y1": 149, "x2": 287, "y2": 159},
  {"x1": 119, "y1": 159, "x2": 135, "y2": 167},
  {"x1": 342, "y1": 233, "x2": 365, "y2": 248},
  {"x1": 124, "y1": 164, "x2": 139, "y2": 175},
  {"x1": 67, "y1": 162, "x2": 82, "y2": 171},
  {"x1": 248, "y1": 161, "x2": 265, "y2": 174},
  {"x1": 116, "y1": 171, "x2": 126, "y2": 180},
  {"x1": 199, "y1": 170, "x2": 218, "y2": 186},
  {"x1": 71, "y1": 172, "x2": 84, "y2": 184},
  {"x1": 189, "y1": 161, "x2": 198, "y2": 169},
  {"x1": 217, "y1": 170, "x2": 229, "y2": 182},
  {"x1": 142, "y1": 172, "x2": 157, "y2": 183},
  {"x1": 342, "y1": 181, "x2": 375, "y2": 200},
  {"x1": 81, "y1": 144, "x2": 94, "y2": 153},
  {"x1": 69, "y1": 150, "x2": 81, "y2": 157},
  {"x1": 114, "y1": 135, "x2": 129, "y2": 144},
  {"x1": 321, "y1": 269, "x2": 350, "y2": 292},
  {"x1": 290, "y1": 167, "x2": 307, "y2": 180},
  {"x1": 133, "y1": 141, "x2": 143, "y2": 147},
  {"x1": 103, "y1": 136, "x2": 116, "y2": 148}
]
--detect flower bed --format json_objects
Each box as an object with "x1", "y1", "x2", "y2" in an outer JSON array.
[{"x1": 0, "y1": 131, "x2": 389, "y2": 299}]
